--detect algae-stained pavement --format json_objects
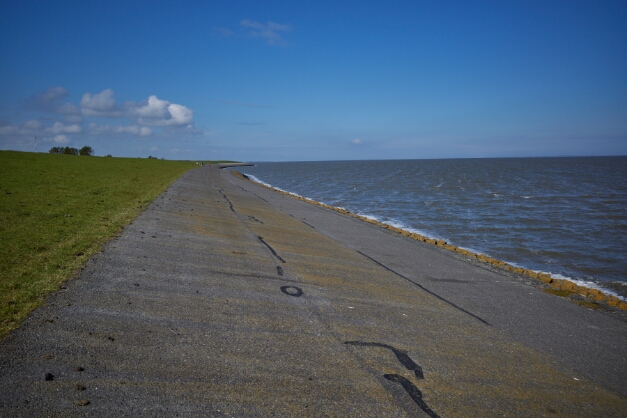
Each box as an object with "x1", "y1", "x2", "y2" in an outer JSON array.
[{"x1": 0, "y1": 166, "x2": 626, "y2": 417}]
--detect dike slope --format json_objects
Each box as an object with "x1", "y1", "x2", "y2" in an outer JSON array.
[{"x1": 0, "y1": 165, "x2": 625, "y2": 417}]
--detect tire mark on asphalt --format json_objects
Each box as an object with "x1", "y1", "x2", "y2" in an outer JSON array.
[
  {"x1": 344, "y1": 341, "x2": 439, "y2": 416},
  {"x1": 258, "y1": 236, "x2": 286, "y2": 263},
  {"x1": 344, "y1": 341, "x2": 424, "y2": 379},
  {"x1": 383, "y1": 374, "x2": 440, "y2": 418},
  {"x1": 280, "y1": 286, "x2": 303, "y2": 297},
  {"x1": 302, "y1": 221, "x2": 316, "y2": 229},
  {"x1": 357, "y1": 251, "x2": 491, "y2": 326},
  {"x1": 218, "y1": 189, "x2": 235, "y2": 212}
]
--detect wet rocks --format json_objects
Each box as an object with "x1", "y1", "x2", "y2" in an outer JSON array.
[{"x1": 546, "y1": 279, "x2": 627, "y2": 310}]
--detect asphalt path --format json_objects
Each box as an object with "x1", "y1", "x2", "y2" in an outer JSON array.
[
  {"x1": 0, "y1": 165, "x2": 625, "y2": 417},
  {"x1": 225, "y1": 168, "x2": 627, "y2": 395}
]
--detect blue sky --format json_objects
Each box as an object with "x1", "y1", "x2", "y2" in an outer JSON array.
[{"x1": 1, "y1": 0, "x2": 625, "y2": 161}]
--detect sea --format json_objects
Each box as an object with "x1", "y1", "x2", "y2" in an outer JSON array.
[{"x1": 239, "y1": 157, "x2": 627, "y2": 299}]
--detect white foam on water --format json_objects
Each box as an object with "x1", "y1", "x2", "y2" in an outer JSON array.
[
  {"x1": 456, "y1": 251, "x2": 626, "y2": 302},
  {"x1": 357, "y1": 214, "x2": 444, "y2": 241},
  {"x1": 244, "y1": 173, "x2": 326, "y2": 205},
  {"x1": 536, "y1": 272, "x2": 626, "y2": 301},
  {"x1": 357, "y1": 213, "x2": 380, "y2": 222},
  {"x1": 456, "y1": 245, "x2": 486, "y2": 255},
  {"x1": 243, "y1": 174, "x2": 272, "y2": 188},
  {"x1": 384, "y1": 219, "x2": 409, "y2": 230},
  {"x1": 461, "y1": 253, "x2": 626, "y2": 301}
]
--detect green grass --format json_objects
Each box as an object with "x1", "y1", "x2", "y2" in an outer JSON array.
[{"x1": 0, "y1": 151, "x2": 196, "y2": 339}]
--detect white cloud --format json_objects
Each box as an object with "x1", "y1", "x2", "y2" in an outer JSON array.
[
  {"x1": 131, "y1": 95, "x2": 169, "y2": 119},
  {"x1": 80, "y1": 89, "x2": 121, "y2": 117},
  {"x1": 87, "y1": 123, "x2": 111, "y2": 134},
  {"x1": 167, "y1": 103, "x2": 193, "y2": 125},
  {"x1": 0, "y1": 125, "x2": 18, "y2": 135},
  {"x1": 22, "y1": 120, "x2": 42, "y2": 130},
  {"x1": 2, "y1": 87, "x2": 202, "y2": 149},
  {"x1": 53, "y1": 134, "x2": 70, "y2": 144},
  {"x1": 39, "y1": 87, "x2": 68, "y2": 103},
  {"x1": 0, "y1": 120, "x2": 42, "y2": 136},
  {"x1": 113, "y1": 125, "x2": 139, "y2": 135},
  {"x1": 352, "y1": 138, "x2": 362, "y2": 145},
  {"x1": 88, "y1": 123, "x2": 153, "y2": 137},
  {"x1": 240, "y1": 19, "x2": 291, "y2": 46},
  {"x1": 57, "y1": 102, "x2": 80, "y2": 115},
  {"x1": 65, "y1": 114, "x2": 83, "y2": 123},
  {"x1": 25, "y1": 87, "x2": 69, "y2": 110},
  {"x1": 47, "y1": 122, "x2": 82, "y2": 134},
  {"x1": 129, "y1": 95, "x2": 194, "y2": 126}
]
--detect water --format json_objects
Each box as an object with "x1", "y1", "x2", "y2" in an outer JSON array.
[{"x1": 240, "y1": 157, "x2": 627, "y2": 299}]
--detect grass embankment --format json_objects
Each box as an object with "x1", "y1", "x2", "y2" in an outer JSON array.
[
  {"x1": 232, "y1": 170, "x2": 627, "y2": 311},
  {"x1": 0, "y1": 151, "x2": 197, "y2": 339}
]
